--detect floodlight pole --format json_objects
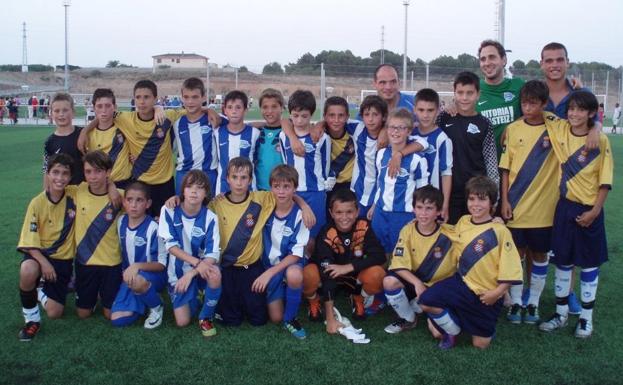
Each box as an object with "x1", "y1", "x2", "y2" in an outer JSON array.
[
  {"x1": 63, "y1": 0, "x2": 71, "y2": 92},
  {"x1": 206, "y1": 58, "x2": 210, "y2": 101},
  {"x1": 402, "y1": 0, "x2": 410, "y2": 89}
]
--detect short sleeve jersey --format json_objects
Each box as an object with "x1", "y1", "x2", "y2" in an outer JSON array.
[
  {"x1": 412, "y1": 127, "x2": 453, "y2": 189},
  {"x1": 114, "y1": 110, "x2": 183, "y2": 184},
  {"x1": 117, "y1": 214, "x2": 166, "y2": 270},
  {"x1": 173, "y1": 113, "x2": 217, "y2": 174},
  {"x1": 546, "y1": 121, "x2": 614, "y2": 206},
  {"x1": 159, "y1": 205, "x2": 220, "y2": 284},
  {"x1": 213, "y1": 123, "x2": 260, "y2": 194},
  {"x1": 389, "y1": 222, "x2": 457, "y2": 287},
  {"x1": 17, "y1": 188, "x2": 77, "y2": 261},
  {"x1": 350, "y1": 122, "x2": 380, "y2": 207},
  {"x1": 44, "y1": 127, "x2": 84, "y2": 184},
  {"x1": 262, "y1": 203, "x2": 309, "y2": 267},
  {"x1": 279, "y1": 131, "x2": 331, "y2": 192},
  {"x1": 453, "y1": 215, "x2": 523, "y2": 295},
  {"x1": 374, "y1": 147, "x2": 429, "y2": 213},
  {"x1": 88, "y1": 126, "x2": 132, "y2": 182},
  {"x1": 477, "y1": 77, "x2": 525, "y2": 157},
  {"x1": 256, "y1": 126, "x2": 284, "y2": 191},
  {"x1": 209, "y1": 191, "x2": 276, "y2": 267},
  {"x1": 499, "y1": 115, "x2": 560, "y2": 228},
  {"x1": 74, "y1": 183, "x2": 123, "y2": 266},
  {"x1": 328, "y1": 121, "x2": 359, "y2": 184}
]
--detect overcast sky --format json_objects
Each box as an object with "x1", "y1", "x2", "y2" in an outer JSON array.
[{"x1": 2, "y1": 0, "x2": 622, "y2": 71}]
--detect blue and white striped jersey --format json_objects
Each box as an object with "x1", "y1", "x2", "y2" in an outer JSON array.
[
  {"x1": 117, "y1": 214, "x2": 167, "y2": 270},
  {"x1": 214, "y1": 123, "x2": 260, "y2": 194},
  {"x1": 262, "y1": 203, "x2": 309, "y2": 267},
  {"x1": 158, "y1": 205, "x2": 220, "y2": 284},
  {"x1": 374, "y1": 147, "x2": 429, "y2": 213},
  {"x1": 173, "y1": 114, "x2": 217, "y2": 173},
  {"x1": 279, "y1": 131, "x2": 331, "y2": 192},
  {"x1": 350, "y1": 122, "x2": 379, "y2": 207},
  {"x1": 412, "y1": 127, "x2": 453, "y2": 189}
]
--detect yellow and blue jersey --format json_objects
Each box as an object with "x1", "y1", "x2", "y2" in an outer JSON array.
[
  {"x1": 329, "y1": 121, "x2": 359, "y2": 184},
  {"x1": 499, "y1": 115, "x2": 560, "y2": 228},
  {"x1": 17, "y1": 187, "x2": 77, "y2": 261},
  {"x1": 390, "y1": 221, "x2": 457, "y2": 287},
  {"x1": 114, "y1": 110, "x2": 183, "y2": 184},
  {"x1": 209, "y1": 191, "x2": 276, "y2": 267},
  {"x1": 453, "y1": 215, "x2": 523, "y2": 295},
  {"x1": 547, "y1": 121, "x2": 614, "y2": 206},
  {"x1": 88, "y1": 126, "x2": 132, "y2": 182},
  {"x1": 74, "y1": 183, "x2": 123, "y2": 266}
]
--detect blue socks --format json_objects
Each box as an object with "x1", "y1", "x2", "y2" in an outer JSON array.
[
  {"x1": 283, "y1": 286, "x2": 302, "y2": 322},
  {"x1": 199, "y1": 286, "x2": 222, "y2": 320}
]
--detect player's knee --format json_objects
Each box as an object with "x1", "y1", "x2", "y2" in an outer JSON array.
[
  {"x1": 45, "y1": 303, "x2": 64, "y2": 319},
  {"x1": 303, "y1": 264, "x2": 321, "y2": 296},
  {"x1": 77, "y1": 308, "x2": 92, "y2": 319},
  {"x1": 360, "y1": 266, "x2": 385, "y2": 294},
  {"x1": 19, "y1": 260, "x2": 40, "y2": 285},
  {"x1": 175, "y1": 317, "x2": 190, "y2": 327},
  {"x1": 383, "y1": 275, "x2": 402, "y2": 291},
  {"x1": 285, "y1": 266, "x2": 303, "y2": 287}
]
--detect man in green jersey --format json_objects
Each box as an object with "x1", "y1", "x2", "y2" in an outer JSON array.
[{"x1": 476, "y1": 40, "x2": 525, "y2": 158}]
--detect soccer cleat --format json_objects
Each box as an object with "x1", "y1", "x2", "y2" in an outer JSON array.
[
  {"x1": 144, "y1": 305, "x2": 163, "y2": 329},
  {"x1": 351, "y1": 295, "x2": 366, "y2": 320},
  {"x1": 307, "y1": 297, "x2": 323, "y2": 322},
  {"x1": 568, "y1": 292, "x2": 581, "y2": 315},
  {"x1": 283, "y1": 319, "x2": 307, "y2": 340},
  {"x1": 574, "y1": 318, "x2": 593, "y2": 338},
  {"x1": 364, "y1": 294, "x2": 386, "y2": 316},
  {"x1": 438, "y1": 333, "x2": 457, "y2": 350},
  {"x1": 523, "y1": 305, "x2": 540, "y2": 325},
  {"x1": 384, "y1": 318, "x2": 417, "y2": 334},
  {"x1": 199, "y1": 319, "x2": 217, "y2": 337},
  {"x1": 18, "y1": 321, "x2": 40, "y2": 342},
  {"x1": 506, "y1": 304, "x2": 522, "y2": 324},
  {"x1": 539, "y1": 313, "x2": 568, "y2": 332}
]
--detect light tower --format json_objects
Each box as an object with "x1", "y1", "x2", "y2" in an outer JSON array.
[
  {"x1": 380, "y1": 25, "x2": 385, "y2": 64},
  {"x1": 63, "y1": 0, "x2": 71, "y2": 92},
  {"x1": 402, "y1": 0, "x2": 410, "y2": 89},
  {"x1": 22, "y1": 22, "x2": 28, "y2": 73},
  {"x1": 494, "y1": 0, "x2": 505, "y2": 45}
]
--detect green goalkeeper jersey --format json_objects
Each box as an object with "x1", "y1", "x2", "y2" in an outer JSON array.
[{"x1": 477, "y1": 77, "x2": 525, "y2": 159}]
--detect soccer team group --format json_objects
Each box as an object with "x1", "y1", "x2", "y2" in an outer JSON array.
[{"x1": 16, "y1": 40, "x2": 613, "y2": 350}]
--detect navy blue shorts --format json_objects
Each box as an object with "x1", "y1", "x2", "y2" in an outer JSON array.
[
  {"x1": 113, "y1": 271, "x2": 166, "y2": 315},
  {"x1": 551, "y1": 199, "x2": 608, "y2": 268},
  {"x1": 297, "y1": 191, "x2": 326, "y2": 238},
  {"x1": 22, "y1": 255, "x2": 73, "y2": 305},
  {"x1": 75, "y1": 263, "x2": 122, "y2": 310},
  {"x1": 387, "y1": 270, "x2": 417, "y2": 300},
  {"x1": 147, "y1": 177, "x2": 175, "y2": 219},
  {"x1": 217, "y1": 261, "x2": 267, "y2": 326},
  {"x1": 371, "y1": 207, "x2": 415, "y2": 253},
  {"x1": 509, "y1": 227, "x2": 552, "y2": 253},
  {"x1": 418, "y1": 274, "x2": 503, "y2": 338}
]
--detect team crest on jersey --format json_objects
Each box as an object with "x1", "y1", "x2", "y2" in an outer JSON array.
[
  {"x1": 344, "y1": 238, "x2": 351, "y2": 246},
  {"x1": 134, "y1": 236, "x2": 146, "y2": 247},
  {"x1": 29, "y1": 221, "x2": 38, "y2": 232},
  {"x1": 282, "y1": 226, "x2": 293, "y2": 236},
  {"x1": 433, "y1": 246, "x2": 443, "y2": 259},
  {"x1": 267, "y1": 131, "x2": 274, "y2": 138},
  {"x1": 156, "y1": 128, "x2": 164, "y2": 139},
  {"x1": 346, "y1": 142, "x2": 354, "y2": 154},
  {"x1": 191, "y1": 226, "x2": 205, "y2": 237},
  {"x1": 105, "y1": 208, "x2": 114, "y2": 221},
  {"x1": 503, "y1": 92, "x2": 515, "y2": 102},
  {"x1": 542, "y1": 136, "x2": 550, "y2": 148},
  {"x1": 201, "y1": 126, "x2": 211, "y2": 134},
  {"x1": 67, "y1": 208, "x2": 76, "y2": 219},
  {"x1": 578, "y1": 150, "x2": 588, "y2": 163},
  {"x1": 304, "y1": 143, "x2": 316, "y2": 153},
  {"x1": 398, "y1": 168, "x2": 409, "y2": 178},
  {"x1": 245, "y1": 213, "x2": 255, "y2": 227},
  {"x1": 394, "y1": 247, "x2": 404, "y2": 257},
  {"x1": 239, "y1": 140, "x2": 251, "y2": 149},
  {"x1": 354, "y1": 247, "x2": 363, "y2": 257},
  {"x1": 474, "y1": 239, "x2": 485, "y2": 253},
  {"x1": 467, "y1": 123, "x2": 480, "y2": 134}
]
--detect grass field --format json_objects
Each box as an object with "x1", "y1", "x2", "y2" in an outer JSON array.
[{"x1": 0, "y1": 124, "x2": 621, "y2": 385}]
